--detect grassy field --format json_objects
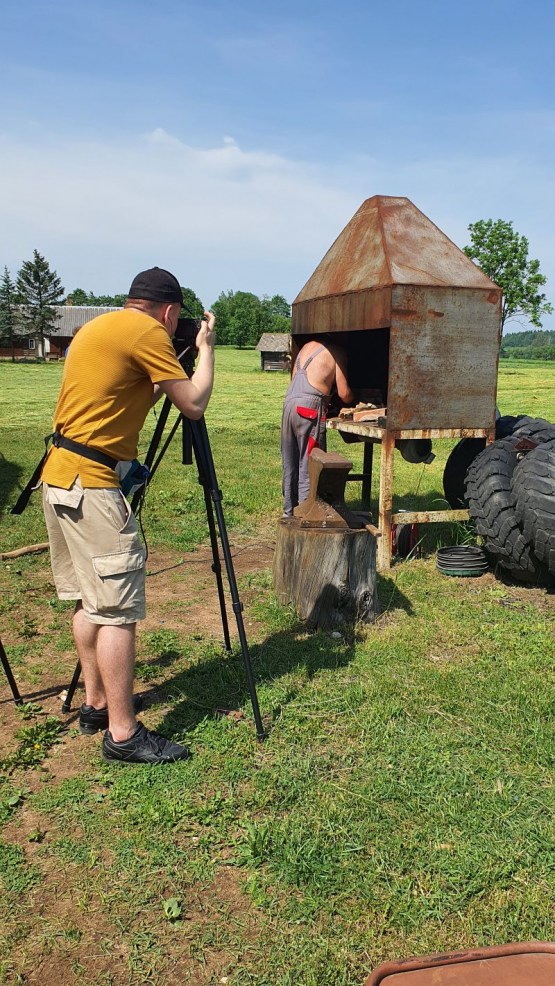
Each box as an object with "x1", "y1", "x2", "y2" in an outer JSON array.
[{"x1": 0, "y1": 353, "x2": 554, "y2": 985}]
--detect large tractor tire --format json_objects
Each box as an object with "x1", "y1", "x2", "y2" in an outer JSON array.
[
  {"x1": 512, "y1": 439, "x2": 555, "y2": 576},
  {"x1": 443, "y1": 415, "x2": 526, "y2": 509},
  {"x1": 465, "y1": 435, "x2": 547, "y2": 583},
  {"x1": 511, "y1": 416, "x2": 555, "y2": 445}
]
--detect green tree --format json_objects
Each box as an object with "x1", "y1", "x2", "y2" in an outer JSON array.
[
  {"x1": 211, "y1": 290, "x2": 235, "y2": 345},
  {"x1": 267, "y1": 294, "x2": 291, "y2": 319},
  {"x1": 66, "y1": 289, "x2": 127, "y2": 306},
  {"x1": 0, "y1": 266, "x2": 18, "y2": 361},
  {"x1": 232, "y1": 291, "x2": 266, "y2": 347},
  {"x1": 261, "y1": 294, "x2": 291, "y2": 335},
  {"x1": 180, "y1": 287, "x2": 204, "y2": 319},
  {"x1": 212, "y1": 290, "x2": 291, "y2": 347},
  {"x1": 67, "y1": 288, "x2": 92, "y2": 305},
  {"x1": 17, "y1": 251, "x2": 64, "y2": 358},
  {"x1": 464, "y1": 219, "x2": 553, "y2": 332}
]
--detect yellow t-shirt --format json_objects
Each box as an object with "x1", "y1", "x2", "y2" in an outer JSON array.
[{"x1": 41, "y1": 309, "x2": 187, "y2": 488}]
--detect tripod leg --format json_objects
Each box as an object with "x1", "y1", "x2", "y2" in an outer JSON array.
[
  {"x1": 190, "y1": 418, "x2": 266, "y2": 740},
  {"x1": 200, "y1": 481, "x2": 233, "y2": 652},
  {"x1": 0, "y1": 636, "x2": 23, "y2": 705},
  {"x1": 184, "y1": 419, "x2": 232, "y2": 653},
  {"x1": 61, "y1": 661, "x2": 82, "y2": 713}
]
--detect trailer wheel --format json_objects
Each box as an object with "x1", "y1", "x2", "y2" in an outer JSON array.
[
  {"x1": 443, "y1": 438, "x2": 485, "y2": 508},
  {"x1": 465, "y1": 436, "x2": 547, "y2": 583},
  {"x1": 442, "y1": 415, "x2": 527, "y2": 509},
  {"x1": 512, "y1": 440, "x2": 555, "y2": 575}
]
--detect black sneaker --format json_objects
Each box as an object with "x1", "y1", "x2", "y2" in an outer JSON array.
[
  {"x1": 79, "y1": 695, "x2": 144, "y2": 735},
  {"x1": 102, "y1": 722, "x2": 191, "y2": 764}
]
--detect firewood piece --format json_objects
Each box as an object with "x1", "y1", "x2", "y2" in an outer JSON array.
[
  {"x1": 352, "y1": 406, "x2": 387, "y2": 422},
  {"x1": 0, "y1": 542, "x2": 49, "y2": 560}
]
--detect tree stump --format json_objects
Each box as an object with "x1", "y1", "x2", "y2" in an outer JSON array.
[
  {"x1": 273, "y1": 523, "x2": 377, "y2": 628},
  {"x1": 274, "y1": 448, "x2": 378, "y2": 628}
]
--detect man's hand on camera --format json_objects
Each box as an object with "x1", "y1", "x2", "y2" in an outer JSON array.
[{"x1": 196, "y1": 311, "x2": 216, "y2": 349}]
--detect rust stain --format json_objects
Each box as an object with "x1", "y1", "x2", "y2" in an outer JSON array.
[
  {"x1": 392, "y1": 308, "x2": 418, "y2": 319},
  {"x1": 427, "y1": 309, "x2": 444, "y2": 318}
]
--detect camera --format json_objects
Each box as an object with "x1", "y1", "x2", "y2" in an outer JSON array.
[{"x1": 173, "y1": 316, "x2": 201, "y2": 375}]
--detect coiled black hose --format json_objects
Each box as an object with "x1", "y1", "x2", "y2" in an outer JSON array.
[{"x1": 436, "y1": 545, "x2": 489, "y2": 577}]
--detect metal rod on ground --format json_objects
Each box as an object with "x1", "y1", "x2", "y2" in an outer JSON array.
[{"x1": 0, "y1": 636, "x2": 23, "y2": 705}]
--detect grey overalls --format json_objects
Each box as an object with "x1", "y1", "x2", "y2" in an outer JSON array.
[{"x1": 281, "y1": 346, "x2": 329, "y2": 517}]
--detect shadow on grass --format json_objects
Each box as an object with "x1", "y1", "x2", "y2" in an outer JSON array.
[
  {"x1": 153, "y1": 573, "x2": 414, "y2": 738},
  {"x1": 0, "y1": 451, "x2": 24, "y2": 515},
  {"x1": 157, "y1": 619, "x2": 357, "y2": 736},
  {"x1": 376, "y1": 572, "x2": 415, "y2": 616}
]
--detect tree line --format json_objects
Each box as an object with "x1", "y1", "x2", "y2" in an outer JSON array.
[
  {"x1": 67, "y1": 285, "x2": 292, "y2": 347},
  {"x1": 500, "y1": 329, "x2": 555, "y2": 360},
  {"x1": 1, "y1": 219, "x2": 552, "y2": 359},
  {"x1": 0, "y1": 252, "x2": 292, "y2": 358}
]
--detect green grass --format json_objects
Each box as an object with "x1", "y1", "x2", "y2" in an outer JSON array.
[{"x1": 0, "y1": 352, "x2": 554, "y2": 984}]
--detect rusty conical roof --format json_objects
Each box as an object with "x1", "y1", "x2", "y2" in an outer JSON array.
[{"x1": 294, "y1": 195, "x2": 497, "y2": 304}]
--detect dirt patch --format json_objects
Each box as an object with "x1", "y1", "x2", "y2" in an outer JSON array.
[{"x1": 143, "y1": 541, "x2": 275, "y2": 637}]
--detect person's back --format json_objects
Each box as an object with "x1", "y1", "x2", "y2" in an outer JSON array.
[
  {"x1": 287, "y1": 339, "x2": 353, "y2": 405},
  {"x1": 281, "y1": 337, "x2": 354, "y2": 516},
  {"x1": 290, "y1": 340, "x2": 338, "y2": 397},
  {"x1": 44, "y1": 308, "x2": 183, "y2": 488}
]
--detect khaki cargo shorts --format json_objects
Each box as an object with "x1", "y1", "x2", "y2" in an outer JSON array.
[{"x1": 42, "y1": 481, "x2": 146, "y2": 625}]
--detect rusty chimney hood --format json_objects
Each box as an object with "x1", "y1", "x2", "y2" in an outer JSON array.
[{"x1": 292, "y1": 195, "x2": 500, "y2": 333}]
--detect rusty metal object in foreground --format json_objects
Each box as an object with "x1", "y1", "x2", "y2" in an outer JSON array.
[
  {"x1": 292, "y1": 448, "x2": 361, "y2": 529},
  {"x1": 365, "y1": 941, "x2": 555, "y2": 985}
]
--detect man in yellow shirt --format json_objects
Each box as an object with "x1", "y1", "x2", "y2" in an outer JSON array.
[{"x1": 42, "y1": 267, "x2": 216, "y2": 764}]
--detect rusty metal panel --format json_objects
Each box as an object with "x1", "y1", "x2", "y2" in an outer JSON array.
[
  {"x1": 292, "y1": 286, "x2": 391, "y2": 334},
  {"x1": 365, "y1": 942, "x2": 555, "y2": 986},
  {"x1": 386, "y1": 285, "x2": 500, "y2": 430}
]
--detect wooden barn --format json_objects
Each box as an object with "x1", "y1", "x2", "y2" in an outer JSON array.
[
  {"x1": 0, "y1": 306, "x2": 122, "y2": 360},
  {"x1": 255, "y1": 333, "x2": 291, "y2": 371}
]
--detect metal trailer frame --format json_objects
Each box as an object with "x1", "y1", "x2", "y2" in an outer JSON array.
[{"x1": 327, "y1": 419, "x2": 496, "y2": 570}]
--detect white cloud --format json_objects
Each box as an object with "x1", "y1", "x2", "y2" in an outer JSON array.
[{"x1": 0, "y1": 129, "x2": 553, "y2": 327}]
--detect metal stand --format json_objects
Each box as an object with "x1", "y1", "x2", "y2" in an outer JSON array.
[{"x1": 329, "y1": 418, "x2": 496, "y2": 570}]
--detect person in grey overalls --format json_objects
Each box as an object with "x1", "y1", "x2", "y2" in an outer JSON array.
[{"x1": 281, "y1": 339, "x2": 354, "y2": 517}]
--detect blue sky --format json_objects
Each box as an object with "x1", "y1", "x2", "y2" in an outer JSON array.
[{"x1": 1, "y1": 0, "x2": 554, "y2": 330}]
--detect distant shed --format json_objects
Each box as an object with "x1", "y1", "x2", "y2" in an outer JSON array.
[
  {"x1": 0, "y1": 305, "x2": 122, "y2": 360},
  {"x1": 256, "y1": 333, "x2": 291, "y2": 371}
]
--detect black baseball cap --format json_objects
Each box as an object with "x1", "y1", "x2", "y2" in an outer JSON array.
[{"x1": 128, "y1": 267, "x2": 183, "y2": 304}]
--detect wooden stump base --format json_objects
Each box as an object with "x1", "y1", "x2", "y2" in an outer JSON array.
[{"x1": 273, "y1": 520, "x2": 378, "y2": 629}]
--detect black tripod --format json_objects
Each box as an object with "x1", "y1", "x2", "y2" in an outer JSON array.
[{"x1": 56, "y1": 391, "x2": 266, "y2": 740}]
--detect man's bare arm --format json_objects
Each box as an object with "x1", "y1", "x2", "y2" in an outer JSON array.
[
  {"x1": 157, "y1": 312, "x2": 215, "y2": 419},
  {"x1": 334, "y1": 348, "x2": 355, "y2": 404}
]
